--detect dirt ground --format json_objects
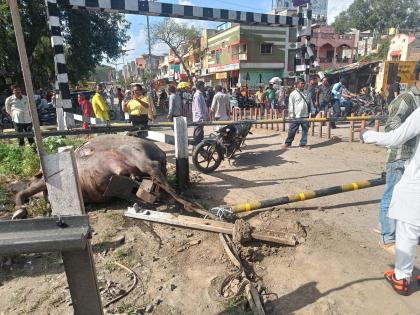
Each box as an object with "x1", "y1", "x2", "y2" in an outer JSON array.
[{"x1": 1, "y1": 124, "x2": 419, "y2": 315}]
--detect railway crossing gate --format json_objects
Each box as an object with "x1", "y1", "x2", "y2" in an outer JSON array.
[{"x1": 46, "y1": 0, "x2": 314, "y2": 129}]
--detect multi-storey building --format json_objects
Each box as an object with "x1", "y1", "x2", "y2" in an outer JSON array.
[
  {"x1": 199, "y1": 23, "x2": 290, "y2": 90},
  {"x1": 310, "y1": 24, "x2": 356, "y2": 70}
]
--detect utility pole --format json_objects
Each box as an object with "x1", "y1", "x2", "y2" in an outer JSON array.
[{"x1": 147, "y1": 15, "x2": 153, "y2": 94}]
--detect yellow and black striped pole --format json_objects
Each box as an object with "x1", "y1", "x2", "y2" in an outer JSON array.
[{"x1": 211, "y1": 177, "x2": 385, "y2": 219}]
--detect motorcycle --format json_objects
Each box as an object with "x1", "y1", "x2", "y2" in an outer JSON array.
[
  {"x1": 192, "y1": 121, "x2": 253, "y2": 173},
  {"x1": 37, "y1": 103, "x2": 57, "y2": 125}
]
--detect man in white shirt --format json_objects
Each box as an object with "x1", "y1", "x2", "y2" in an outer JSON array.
[
  {"x1": 281, "y1": 78, "x2": 312, "y2": 149},
  {"x1": 5, "y1": 85, "x2": 34, "y2": 147},
  {"x1": 210, "y1": 85, "x2": 230, "y2": 121},
  {"x1": 361, "y1": 61, "x2": 420, "y2": 296}
]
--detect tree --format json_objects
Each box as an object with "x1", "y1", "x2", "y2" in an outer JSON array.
[
  {"x1": 0, "y1": 0, "x2": 129, "y2": 88},
  {"x1": 90, "y1": 65, "x2": 115, "y2": 83},
  {"x1": 149, "y1": 18, "x2": 200, "y2": 81},
  {"x1": 333, "y1": 0, "x2": 420, "y2": 34}
]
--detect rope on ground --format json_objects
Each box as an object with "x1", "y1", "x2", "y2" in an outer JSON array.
[{"x1": 103, "y1": 261, "x2": 138, "y2": 308}]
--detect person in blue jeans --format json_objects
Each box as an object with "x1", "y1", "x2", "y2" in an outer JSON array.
[
  {"x1": 378, "y1": 81, "x2": 420, "y2": 254},
  {"x1": 281, "y1": 78, "x2": 312, "y2": 149}
]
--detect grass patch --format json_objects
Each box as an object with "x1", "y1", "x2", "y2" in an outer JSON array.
[
  {"x1": 0, "y1": 181, "x2": 13, "y2": 211},
  {"x1": 115, "y1": 302, "x2": 142, "y2": 315},
  {"x1": 0, "y1": 136, "x2": 86, "y2": 178},
  {"x1": 222, "y1": 296, "x2": 254, "y2": 315},
  {"x1": 113, "y1": 247, "x2": 141, "y2": 268}
]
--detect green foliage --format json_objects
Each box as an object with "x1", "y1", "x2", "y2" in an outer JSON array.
[
  {"x1": 332, "y1": 0, "x2": 420, "y2": 34},
  {"x1": 0, "y1": 0, "x2": 130, "y2": 87},
  {"x1": 361, "y1": 39, "x2": 391, "y2": 61},
  {"x1": 150, "y1": 18, "x2": 201, "y2": 80},
  {"x1": 222, "y1": 296, "x2": 254, "y2": 315},
  {"x1": 0, "y1": 182, "x2": 13, "y2": 208},
  {"x1": 115, "y1": 303, "x2": 142, "y2": 315},
  {"x1": 0, "y1": 142, "x2": 40, "y2": 178},
  {"x1": 89, "y1": 65, "x2": 115, "y2": 83},
  {"x1": 0, "y1": 137, "x2": 85, "y2": 178}
]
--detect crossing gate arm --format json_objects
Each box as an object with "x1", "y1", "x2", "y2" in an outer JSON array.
[
  {"x1": 56, "y1": 0, "x2": 307, "y2": 27},
  {"x1": 211, "y1": 177, "x2": 386, "y2": 219}
]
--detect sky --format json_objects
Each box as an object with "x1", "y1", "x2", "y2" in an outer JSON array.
[{"x1": 117, "y1": 0, "x2": 354, "y2": 65}]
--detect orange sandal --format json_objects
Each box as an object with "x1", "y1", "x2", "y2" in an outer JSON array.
[{"x1": 384, "y1": 270, "x2": 410, "y2": 296}]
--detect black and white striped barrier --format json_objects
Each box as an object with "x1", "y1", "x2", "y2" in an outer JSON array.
[{"x1": 56, "y1": 0, "x2": 306, "y2": 26}]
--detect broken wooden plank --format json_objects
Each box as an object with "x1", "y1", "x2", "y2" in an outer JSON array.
[{"x1": 124, "y1": 208, "x2": 296, "y2": 246}]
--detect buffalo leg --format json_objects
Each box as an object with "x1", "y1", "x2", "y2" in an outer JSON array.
[{"x1": 15, "y1": 177, "x2": 47, "y2": 207}]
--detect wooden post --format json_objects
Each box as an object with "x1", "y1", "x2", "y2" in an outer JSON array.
[
  {"x1": 265, "y1": 109, "x2": 268, "y2": 129},
  {"x1": 310, "y1": 116, "x2": 315, "y2": 136},
  {"x1": 270, "y1": 109, "x2": 274, "y2": 130},
  {"x1": 174, "y1": 117, "x2": 189, "y2": 191},
  {"x1": 275, "y1": 110, "x2": 279, "y2": 131},
  {"x1": 327, "y1": 112, "x2": 331, "y2": 139},
  {"x1": 349, "y1": 113, "x2": 355, "y2": 142},
  {"x1": 318, "y1": 113, "x2": 323, "y2": 138},
  {"x1": 282, "y1": 110, "x2": 286, "y2": 132},
  {"x1": 360, "y1": 113, "x2": 366, "y2": 142},
  {"x1": 374, "y1": 112, "x2": 380, "y2": 132}
]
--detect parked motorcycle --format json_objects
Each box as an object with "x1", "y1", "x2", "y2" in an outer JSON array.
[
  {"x1": 37, "y1": 103, "x2": 57, "y2": 125},
  {"x1": 192, "y1": 121, "x2": 253, "y2": 173}
]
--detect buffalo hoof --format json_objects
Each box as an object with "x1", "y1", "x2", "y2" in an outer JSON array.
[{"x1": 12, "y1": 208, "x2": 28, "y2": 220}]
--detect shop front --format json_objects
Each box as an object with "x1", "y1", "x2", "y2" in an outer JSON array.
[{"x1": 239, "y1": 69, "x2": 284, "y2": 91}]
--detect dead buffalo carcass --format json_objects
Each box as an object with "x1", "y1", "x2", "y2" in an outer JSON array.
[{"x1": 13, "y1": 134, "x2": 201, "y2": 218}]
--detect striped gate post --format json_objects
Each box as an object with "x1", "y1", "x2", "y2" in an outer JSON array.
[{"x1": 45, "y1": 0, "x2": 73, "y2": 130}]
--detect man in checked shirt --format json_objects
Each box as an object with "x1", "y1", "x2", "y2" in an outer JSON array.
[{"x1": 377, "y1": 61, "x2": 420, "y2": 255}]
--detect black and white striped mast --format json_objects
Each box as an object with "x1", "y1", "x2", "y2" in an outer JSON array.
[{"x1": 296, "y1": 2, "x2": 315, "y2": 85}]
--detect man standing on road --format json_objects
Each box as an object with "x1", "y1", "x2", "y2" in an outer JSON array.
[
  {"x1": 374, "y1": 63, "x2": 420, "y2": 255},
  {"x1": 265, "y1": 83, "x2": 276, "y2": 110},
  {"x1": 307, "y1": 76, "x2": 319, "y2": 116},
  {"x1": 255, "y1": 86, "x2": 266, "y2": 110},
  {"x1": 387, "y1": 76, "x2": 401, "y2": 105},
  {"x1": 92, "y1": 84, "x2": 110, "y2": 123},
  {"x1": 167, "y1": 85, "x2": 182, "y2": 121},
  {"x1": 5, "y1": 85, "x2": 34, "y2": 147},
  {"x1": 281, "y1": 78, "x2": 312, "y2": 149},
  {"x1": 317, "y1": 77, "x2": 332, "y2": 117},
  {"x1": 360, "y1": 62, "x2": 420, "y2": 296},
  {"x1": 192, "y1": 81, "x2": 209, "y2": 150},
  {"x1": 210, "y1": 85, "x2": 230, "y2": 121}
]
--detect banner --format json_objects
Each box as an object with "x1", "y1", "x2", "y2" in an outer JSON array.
[
  {"x1": 293, "y1": 0, "x2": 311, "y2": 6},
  {"x1": 215, "y1": 72, "x2": 228, "y2": 79}
]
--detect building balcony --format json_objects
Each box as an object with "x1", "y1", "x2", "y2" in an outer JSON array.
[{"x1": 231, "y1": 53, "x2": 247, "y2": 62}]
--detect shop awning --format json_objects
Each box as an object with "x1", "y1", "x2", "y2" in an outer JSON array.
[{"x1": 389, "y1": 50, "x2": 401, "y2": 57}]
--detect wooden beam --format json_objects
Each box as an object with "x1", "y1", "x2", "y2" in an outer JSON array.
[{"x1": 124, "y1": 208, "x2": 297, "y2": 246}]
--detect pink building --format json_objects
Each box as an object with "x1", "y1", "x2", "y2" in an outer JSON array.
[{"x1": 310, "y1": 25, "x2": 356, "y2": 70}]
